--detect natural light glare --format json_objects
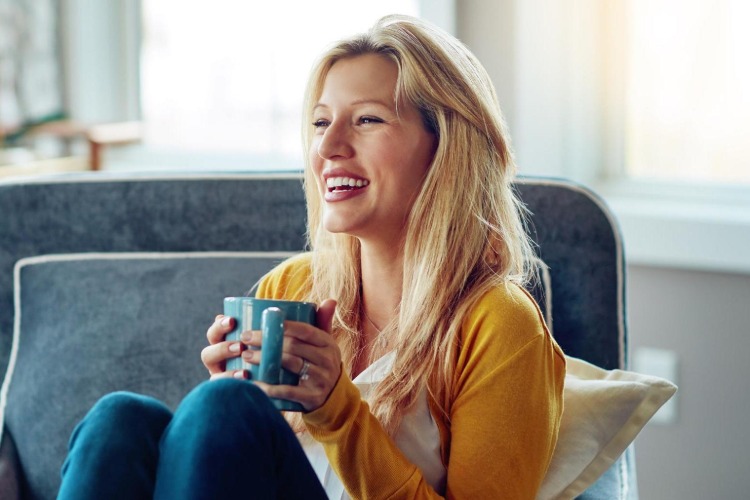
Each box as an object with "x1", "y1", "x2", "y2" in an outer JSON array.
[
  {"x1": 140, "y1": 1, "x2": 419, "y2": 169},
  {"x1": 626, "y1": 0, "x2": 750, "y2": 184}
]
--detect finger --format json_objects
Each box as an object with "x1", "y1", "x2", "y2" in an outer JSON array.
[
  {"x1": 283, "y1": 315, "x2": 345, "y2": 349},
  {"x1": 209, "y1": 369, "x2": 249, "y2": 381},
  {"x1": 241, "y1": 347, "x2": 261, "y2": 366},
  {"x1": 280, "y1": 354, "x2": 310, "y2": 380},
  {"x1": 252, "y1": 381, "x2": 315, "y2": 410},
  {"x1": 240, "y1": 329, "x2": 262, "y2": 348},
  {"x1": 278, "y1": 323, "x2": 330, "y2": 349},
  {"x1": 201, "y1": 341, "x2": 244, "y2": 374},
  {"x1": 296, "y1": 355, "x2": 309, "y2": 376},
  {"x1": 317, "y1": 299, "x2": 337, "y2": 334},
  {"x1": 255, "y1": 378, "x2": 329, "y2": 412},
  {"x1": 207, "y1": 315, "x2": 235, "y2": 344},
  {"x1": 279, "y1": 349, "x2": 335, "y2": 379}
]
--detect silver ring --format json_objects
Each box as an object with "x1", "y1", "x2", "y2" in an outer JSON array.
[{"x1": 299, "y1": 359, "x2": 311, "y2": 381}]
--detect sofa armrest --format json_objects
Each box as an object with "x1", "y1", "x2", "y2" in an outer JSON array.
[{"x1": 0, "y1": 430, "x2": 22, "y2": 500}]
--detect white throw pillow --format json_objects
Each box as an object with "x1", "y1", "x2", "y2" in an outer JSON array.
[{"x1": 537, "y1": 356, "x2": 678, "y2": 500}]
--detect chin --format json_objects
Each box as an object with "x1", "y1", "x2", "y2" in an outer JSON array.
[{"x1": 322, "y1": 215, "x2": 358, "y2": 236}]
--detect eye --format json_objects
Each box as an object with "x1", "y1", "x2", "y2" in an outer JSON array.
[
  {"x1": 359, "y1": 116, "x2": 384, "y2": 125},
  {"x1": 312, "y1": 119, "x2": 330, "y2": 129}
]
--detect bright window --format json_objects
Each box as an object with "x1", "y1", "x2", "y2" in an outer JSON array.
[
  {"x1": 625, "y1": 0, "x2": 750, "y2": 185},
  {"x1": 139, "y1": 1, "x2": 419, "y2": 170}
]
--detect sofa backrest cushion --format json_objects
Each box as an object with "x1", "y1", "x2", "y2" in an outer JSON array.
[{"x1": 0, "y1": 173, "x2": 309, "y2": 381}]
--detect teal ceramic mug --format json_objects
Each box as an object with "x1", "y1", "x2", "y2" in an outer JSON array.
[{"x1": 223, "y1": 297, "x2": 317, "y2": 411}]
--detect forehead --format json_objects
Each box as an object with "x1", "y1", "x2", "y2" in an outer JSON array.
[{"x1": 318, "y1": 54, "x2": 399, "y2": 105}]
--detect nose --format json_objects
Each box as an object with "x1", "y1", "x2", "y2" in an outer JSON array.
[{"x1": 316, "y1": 121, "x2": 354, "y2": 160}]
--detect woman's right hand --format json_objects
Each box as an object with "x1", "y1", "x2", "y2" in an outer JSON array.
[{"x1": 201, "y1": 315, "x2": 246, "y2": 380}]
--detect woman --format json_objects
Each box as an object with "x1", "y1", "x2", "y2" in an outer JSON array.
[{"x1": 59, "y1": 14, "x2": 564, "y2": 500}]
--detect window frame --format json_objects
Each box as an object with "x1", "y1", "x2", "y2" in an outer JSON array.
[{"x1": 597, "y1": 0, "x2": 750, "y2": 274}]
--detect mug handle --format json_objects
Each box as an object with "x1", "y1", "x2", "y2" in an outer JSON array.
[{"x1": 258, "y1": 307, "x2": 285, "y2": 384}]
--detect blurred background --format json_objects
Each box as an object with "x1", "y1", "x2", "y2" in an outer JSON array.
[{"x1": 2, "y1": 1, "x2": 748, "y2": 497}]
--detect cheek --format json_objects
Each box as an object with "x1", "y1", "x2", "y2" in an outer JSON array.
[
  {"x1": 401, "y1": 143, "x2": 435, "y2": 189},
  {"x1": 308, "y1": 139, "x2": 319, "y2": 163},
  {"x1": 308, "y1": 158, "x2": 327, "y2": 197},
  {"x1": 309, "y1": 143, "x2": 323, "y2": 174}
]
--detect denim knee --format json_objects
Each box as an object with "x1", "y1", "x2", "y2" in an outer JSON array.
[
  {"x1": 154, "y1": 380, "x2": 312, "y2": 499},
  {"x1": 164, "y1": 379, "x2": 288, "y2": 455},
  {"x1": 178, "y1": 379, "x2": 278, "y2": 423},
  {"x1": 59, "y1": 393, "x2": 173, "y2": 499},
  {"x1": 66, "y1": 392, "x2": 172, "y2": 460}
]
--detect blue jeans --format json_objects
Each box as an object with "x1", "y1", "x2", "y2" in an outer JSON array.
[{"x1": 58, "y1": 379, "x2": 328, "y2": 499}]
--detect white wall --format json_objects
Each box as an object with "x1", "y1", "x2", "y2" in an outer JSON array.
[{"x1": 628, "y1": 266, "x2": 750, "y2": 499}]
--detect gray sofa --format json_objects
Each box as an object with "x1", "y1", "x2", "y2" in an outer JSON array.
[{"x1": 0, "y1": 171, "x2": 635, "y2": 499}]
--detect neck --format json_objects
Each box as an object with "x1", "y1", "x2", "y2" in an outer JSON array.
[{"x1": 359, "y1": 239, "x2": 403, "y2": 333}]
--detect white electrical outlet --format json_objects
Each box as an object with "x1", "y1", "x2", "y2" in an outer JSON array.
[{"x1": 633, "y1": 347, "x2": 679, "y2": 425}]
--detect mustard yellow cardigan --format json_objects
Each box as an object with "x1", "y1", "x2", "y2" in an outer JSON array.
[{"x1": 256, "y1": 253, "x2": 565, "y2": 499}]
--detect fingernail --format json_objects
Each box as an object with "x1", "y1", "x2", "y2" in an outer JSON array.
[
  {"x1": 221, "y1": 316, "x2": 231, "y2": 327},
  {"x1": 228, "y1": 342, "x2": 240, "y2": 353},
  {"x1": 240, "y1": 331, "x2": 251, "y2": 342},
  {"x1": 234, "y1": 370, "x2": 251, "y2": 380}
]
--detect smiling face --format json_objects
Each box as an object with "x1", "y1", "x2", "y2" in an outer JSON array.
[{"x1": 309, "y1": 53, "x2": 436, "y2": 244}]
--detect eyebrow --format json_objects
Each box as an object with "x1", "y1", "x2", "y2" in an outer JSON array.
[{"x1": 313, "y1": 98, "x2": 393, "y2": 111}]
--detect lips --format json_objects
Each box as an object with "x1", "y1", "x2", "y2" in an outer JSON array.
[{"x1": 325, "y1": 176, "x2": 370, "y2": 192}]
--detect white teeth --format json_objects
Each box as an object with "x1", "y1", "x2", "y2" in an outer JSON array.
[{"x1": 326, "y1": 177, "x2": 370, "y2": 190}]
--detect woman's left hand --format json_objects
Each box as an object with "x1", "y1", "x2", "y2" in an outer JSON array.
[{"x1": 241, "y1": 299, "x2": 340, "y2": 411}]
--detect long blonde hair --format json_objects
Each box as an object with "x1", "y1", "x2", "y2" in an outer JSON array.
[{"x1": 301, "y1": 15, "x2": 535, "y2": 433}]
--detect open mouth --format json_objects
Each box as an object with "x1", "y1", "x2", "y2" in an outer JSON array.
[{"x1": 326, "y1": 176, "x2": 370, "y2": 192}]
